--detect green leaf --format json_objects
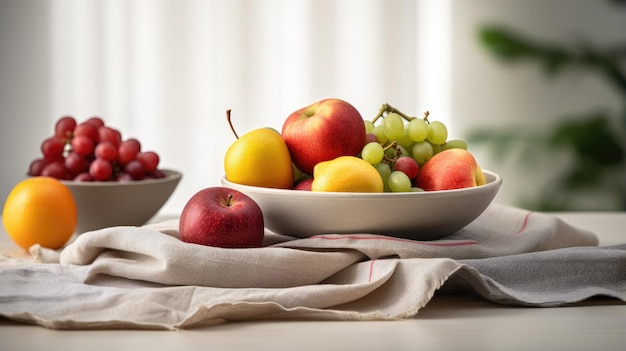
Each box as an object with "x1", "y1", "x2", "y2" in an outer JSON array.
[
  {"x1": 478, "y1": 26, "x2": 536, "y2": 61},
  {"x1": 549, "y1": 114, "x2": 625, "y2": 167}
]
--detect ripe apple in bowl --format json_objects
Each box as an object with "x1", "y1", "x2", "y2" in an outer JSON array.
[
  {"x1": 221, "y1": 170, "x2": 502, "y2": 240},
  {"x1": 417, "y1": 149, "x2": 486, "y2": 191},
  {"x1": 281, "y1": 98, "x2": 366, "y2": 175}
]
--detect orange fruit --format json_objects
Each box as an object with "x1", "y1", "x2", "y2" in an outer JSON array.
[
  {"x1": 2, "y1": 177, "x2": 77, "y2": 250},
  {"x1": 311, "y1": 156, "x2": 384, "y2": 193}
]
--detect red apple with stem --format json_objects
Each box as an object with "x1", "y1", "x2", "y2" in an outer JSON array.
[
  {"x1": 416, "y1": 149, "x2": 486, "y2": 191},
  {"x1": 179, "y1": 187, "x2": 264, "y2": 248},
  {"x1": 281, "y1": 98, "x2": 366, "y2": 175}
]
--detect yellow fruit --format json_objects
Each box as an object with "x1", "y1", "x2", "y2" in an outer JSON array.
[
  {"x1": 2, "y1": 177, "x2": 77, "y2": 251},
  {"x1": 224, "y1": 128, "x2": 294, "y2": 189},
  {"x1": 311, "y1": 156, "x2": 384, "y2": 193}
]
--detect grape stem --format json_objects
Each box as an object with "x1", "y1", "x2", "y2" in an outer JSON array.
[
  {"x1": 226, "y1": 109, "x2": 239, "y2": 139},
  {"x1": 381, "y1": 141, "x2": 402, "y2": 166},
  {"x1": 382, "y1": 140, "x2": 397, "y2": 151},
  {"x1": 371, "y1": 103, "x2": 430, "y2": 124}
]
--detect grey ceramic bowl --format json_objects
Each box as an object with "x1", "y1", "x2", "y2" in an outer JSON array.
[
  {"x1": 221, "y1": 170, "x2": 502, "y2": 240},
  {"x1": 61, "y1": 169, "x2": 182, "y2": 234}
]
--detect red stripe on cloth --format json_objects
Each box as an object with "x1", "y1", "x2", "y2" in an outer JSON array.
[
  {"x1": 310, "y1": 234, "x2": 478, "y2": 247},
  {"x1": 369, "y1": 259, "x2": 376, "y2": 282},
  {"x1": 512, "y1": 212, "x2": 532, "y2": 234}
]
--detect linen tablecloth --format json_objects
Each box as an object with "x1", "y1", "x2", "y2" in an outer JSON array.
[{"x1": 1, "y1": 204, "x2": 624, "y2": 330}]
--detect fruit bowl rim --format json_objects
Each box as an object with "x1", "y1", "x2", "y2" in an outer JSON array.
[
  {"x1": 221, "y1": 170, "x2": 501, "y2": 199},
  {"x1": 58, "y1": 169, "x2": 183, "y2": 187}
]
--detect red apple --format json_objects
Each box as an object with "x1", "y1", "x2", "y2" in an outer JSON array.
[
  {"x1": 293, "y1": 177, "x2": 313, "y2": 191},
  {"x1": 281, "y1": 98, "x2": 366, "y2": 175},
  {"x1": 416, "y1": 149, "x2": 486, "y2": 191},
  {"x1": 179, "y1": 187, "x2": 264, "y2": 248}
]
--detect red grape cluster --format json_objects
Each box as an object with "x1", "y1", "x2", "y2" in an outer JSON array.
[{"x1": 29, "y1": 115, "x2": 165, "y2": 182}]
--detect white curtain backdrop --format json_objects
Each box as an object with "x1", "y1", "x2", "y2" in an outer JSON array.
[
  {"x1": 2, "y1": 0, "x2": 623, "y2": 216},
  {"x1": 39, "y1": 0, "x2": 451, "y2": 214}
]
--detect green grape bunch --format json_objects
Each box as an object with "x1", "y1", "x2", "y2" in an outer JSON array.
[{"x1": 360, "y1": 103, "x2": 469, "y2": 192}]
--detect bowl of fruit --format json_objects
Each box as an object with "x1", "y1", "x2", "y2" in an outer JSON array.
[
  {"x1": 221, "y1": 99, "x2": 502, "y2": 240},
  {"x1": 28, "y1": 116, "x2": 182, "y2": 234},
  {"x1": 222, "y1": 170, "x2": 501, "y2": 240}
]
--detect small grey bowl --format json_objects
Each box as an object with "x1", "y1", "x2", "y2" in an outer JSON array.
[{"x1": 61, "y1": 169, "x2": 182, "y2": 234}]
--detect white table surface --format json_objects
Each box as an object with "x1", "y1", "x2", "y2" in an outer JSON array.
[{"x1": 1, "y1": 212, "x2": 625, "y2": 351}]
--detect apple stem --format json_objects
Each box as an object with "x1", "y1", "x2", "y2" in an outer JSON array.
[
  {"x1": 226, "y1": 109, "x2": 239, "y2": 139},
  {"x1": 226, "y1": 193, "x2": 233, "y2": 206}
]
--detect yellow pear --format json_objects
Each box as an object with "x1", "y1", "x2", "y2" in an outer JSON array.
[{"x1": 224, "y1": 112, "x2": 294, "y2": 189}]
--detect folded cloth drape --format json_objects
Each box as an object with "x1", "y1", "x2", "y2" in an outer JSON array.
[{"x1": 0, "y1": 204, "x2": 624, "y2": 330}]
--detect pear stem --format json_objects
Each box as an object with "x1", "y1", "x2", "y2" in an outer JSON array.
[{"x1": 226, "y1": 109, "x2": 239, "y2": 139}]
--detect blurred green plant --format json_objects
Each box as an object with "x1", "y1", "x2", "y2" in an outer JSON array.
[{"x1": 468, "y1": 25, "x2": 626, "y2": 211}]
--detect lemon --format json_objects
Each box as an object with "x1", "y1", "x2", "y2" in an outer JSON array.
[
  {"x1": 224, "y1": 128, "x2": 294, "y2": 189},
  {"x1": 311, "y1": 156, "x2": 384, "y2": 193}
]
